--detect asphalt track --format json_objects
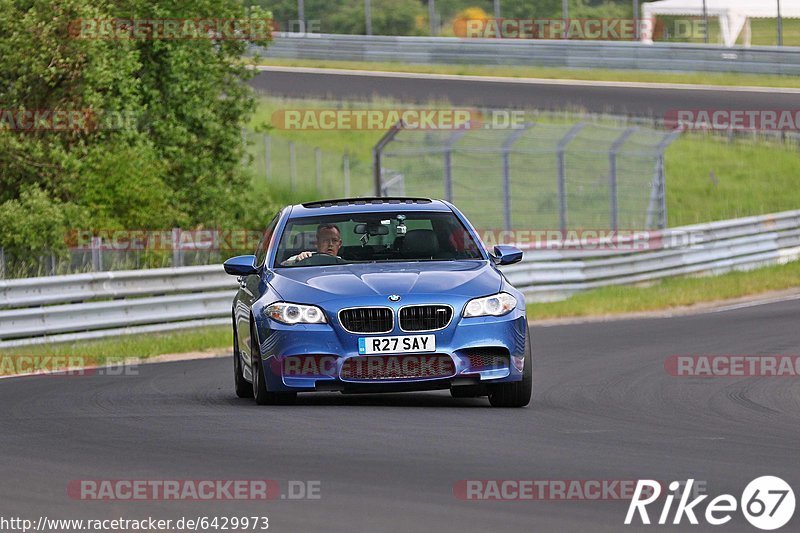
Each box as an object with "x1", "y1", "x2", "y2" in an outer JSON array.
[
  {"x1": 249, "y1": 67, "x2": 800, "y2": 116},
  {"x1": 2, "y1": 299, "x2": 799, "y2": 532}
]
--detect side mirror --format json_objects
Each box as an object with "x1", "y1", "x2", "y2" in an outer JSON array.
[
  {"x1": 491, "y1": 245, "x2": 523, "y2": 266},
  {"x1": 223, "y1": 255, "x2": 258, "y2": 276}
]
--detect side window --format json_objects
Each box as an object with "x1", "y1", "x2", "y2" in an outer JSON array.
[{"x1": 255, "y1": 212, "x2": 280, "y2": 267}]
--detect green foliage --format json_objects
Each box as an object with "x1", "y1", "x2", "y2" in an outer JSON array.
[
  {"x1": 329, "y1": 0, "x2": 426, "y2": 36},
  {"x1": 0, "y1": 186, "x2": 85, "y2": 256},
  {"x1": 0, "y1": 0, "x2": 274, "y2": 258},
  {"x1": 78, "y1": 141, "x2": 183, "y2": 229}
]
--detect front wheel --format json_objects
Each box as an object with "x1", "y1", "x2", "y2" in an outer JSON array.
[
  {"x1": 488, "y1": 332, "x2": 532, "y2": 408},
  {"x1": 251, "y1": 325, "x2": 297, "y2": 406},
  {"x1": 233, "y1": 321, "x2": 253, "y2": 399}
]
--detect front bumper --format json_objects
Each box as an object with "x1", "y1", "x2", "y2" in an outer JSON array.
[{"x1": 254, "y1": 300, "x2": 528, "y2": 393}]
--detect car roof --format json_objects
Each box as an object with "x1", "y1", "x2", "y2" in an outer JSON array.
[{"x1": 288, "y1": 197, "x2": 452, "y2": 218}]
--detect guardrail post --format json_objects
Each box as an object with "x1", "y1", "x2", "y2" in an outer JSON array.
[
  {"x1": 0, "y1": 247, "x2": 5, "y2": 279},
  {"x1": 315, "y1": 147, "x2": 322, "y2": 194},
  {"x1": 501, "y1": 123, "x2": 534, "y2": 231},
  {"x1": 556, "y1": 123, "x2": 586, "y2": 232},
  {"x1": 264, "y1": 134, "x2": 271, "y2": 181},
  {"x1": 343, "y1": 153, "x2": 351, "y2": 197},
  {"x1": 372, "y1": 121, "x2": 405, "y2": 196},
  {"x1": 609, "y1": 127, "x2": 638, "y2": 231},
  {"x1": 289, "y1": 141, "x2": 297, "y2": 192}
]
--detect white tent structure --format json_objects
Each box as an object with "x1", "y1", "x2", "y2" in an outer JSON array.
[{"x1": 640, "y1": 0, "x2": 800, "y2": 46}]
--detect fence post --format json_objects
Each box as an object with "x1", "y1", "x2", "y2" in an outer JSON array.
[
  {"x1": 315, "y1": 147, "x2": 322, "y2": 194},
  {"x1": 91, "y1": 237, "x2": 103, "y2": 272},
  {"x1": 172, "y1": 228, "x2": 182, "y2": 267},
  {"x1": 653, "y1": 129, "x2": 682, "y2": 229},
  {"x1": 501, "y1": 123, "x2": 533, "y2": 231},
  {"x1": 428, "y1": 0, "x2": 437, "y2": 35},
  {"x1": 443, "y1": 129, "x2": 468, "y2": 203},
  {"x1": 372, "y1": 121, "x2": 405, "y2": 196},
  {"x1": 556, "y1": 123, "x2": 586, "y2": 233},
  {"x1": 264, "y1": 134, "x2": 271, "y2": 181},
  {"x1": 343, "y1": 153, "x2": 351, "y2": 197},
  {"x1": 608, "y1": 127, "x2": 638, "y2": 231},
  {"x1": 289, "y1": 141, "x2": 297, "y2": 192},
  {"x1": 0, "y1": 247, "x2": 4, "y2": 279}
]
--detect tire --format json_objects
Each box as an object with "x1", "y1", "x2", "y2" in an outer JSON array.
[
  {"x1": 251, "y1": 322, "x2": 297, "y2": 406},
  {"x1": 488, "y1": 331, "x2": 532, "y2": 408},
  {"x1": 233, "y1": 319, "x2": 253, "y2": 399}
]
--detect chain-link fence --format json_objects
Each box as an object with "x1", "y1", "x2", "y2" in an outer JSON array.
[
  {"x1": 247, "y1": 132, "x2": 373, "y2": 198},
  {"x1": 0, "y1": 230, "x2": 256, "y2": 279},
  {"x1": 375, "y1": 121, "x2": 681, "y2": 231}
]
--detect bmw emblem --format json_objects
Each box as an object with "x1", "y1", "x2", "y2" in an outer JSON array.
[{"x1": 388, "y1": 294, "x2": 401, "y2": 302}]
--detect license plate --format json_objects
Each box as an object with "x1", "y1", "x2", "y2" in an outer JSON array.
[{"x1": 358, "y1": 335, "x2": 436, "y2": 355}]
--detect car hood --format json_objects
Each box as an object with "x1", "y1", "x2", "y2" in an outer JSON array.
[{"x1": 270, "y1": 261, "x2": 501, "y2": 303}]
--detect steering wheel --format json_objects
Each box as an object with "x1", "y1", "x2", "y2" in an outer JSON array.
[{"x1": 295, "y1": 252, "x2": 346, "y2": 266}]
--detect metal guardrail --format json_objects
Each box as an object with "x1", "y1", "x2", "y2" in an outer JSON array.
[
  {"x1": 1, "y1": 210, "x2": 799, "y2": 347},
  {"x1": 0, "y1": 265, "x2": 234, "y2": 308},
  {"x1": 259, "y1": 34, "x2": 800, "y2": 75},
  {"x1": 506, "y1": 209, "x2": 800, "y2": 301},
  {"x1": 0, "y1": 266, "x2": 237, "y2": 347}
]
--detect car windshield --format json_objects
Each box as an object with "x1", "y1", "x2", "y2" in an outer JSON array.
[{"x1": 274, "y1": 211, "x2": 484, "y2": 267}]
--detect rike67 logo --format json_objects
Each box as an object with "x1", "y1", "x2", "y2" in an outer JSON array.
[{"x1": 626, "y1": 477, "x2": 795, "y2": 530}]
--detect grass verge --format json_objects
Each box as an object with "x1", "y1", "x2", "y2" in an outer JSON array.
[
  {"x1": 527, "y1": 260, "x2": 800, "y2": 320},
  {"x1": 0, "y1": 326, "x2": 231, "y2": 374},
  {"x1": 255, "y1": 57, "x2": 800, "y2": 89}
]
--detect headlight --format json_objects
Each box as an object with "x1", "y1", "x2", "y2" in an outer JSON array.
[
  {"x1": 264, "y1": 302, "x2": 327, "y2": 324},
  {"x1": 463, "y1": 292, "x2": 517, "y2": 318}
]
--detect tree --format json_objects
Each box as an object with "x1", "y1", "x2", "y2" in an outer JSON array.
[{"x1": 0, "y1": 0, "x2": 271, "y2": 258}]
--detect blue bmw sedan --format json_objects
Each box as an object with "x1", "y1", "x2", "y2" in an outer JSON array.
[{"x1": 224, "y1": 197, "x2": 531, "y2": 407}]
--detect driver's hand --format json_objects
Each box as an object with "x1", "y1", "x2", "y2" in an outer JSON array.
[{"x1": 296, "y1": 251, "x2": 314, "y2": 261}]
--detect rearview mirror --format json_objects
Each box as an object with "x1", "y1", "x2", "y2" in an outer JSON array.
[
  {"x1": 223, "y1": 255, "x2": 258, "y2": 276},
  {"x1": 354, "y1": 223, "x2": 390, "y2": 236}
]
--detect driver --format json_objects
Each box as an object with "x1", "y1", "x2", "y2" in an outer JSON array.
[{"x1": 282, "y1": 223, "x2": 343, "y2": 265}]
